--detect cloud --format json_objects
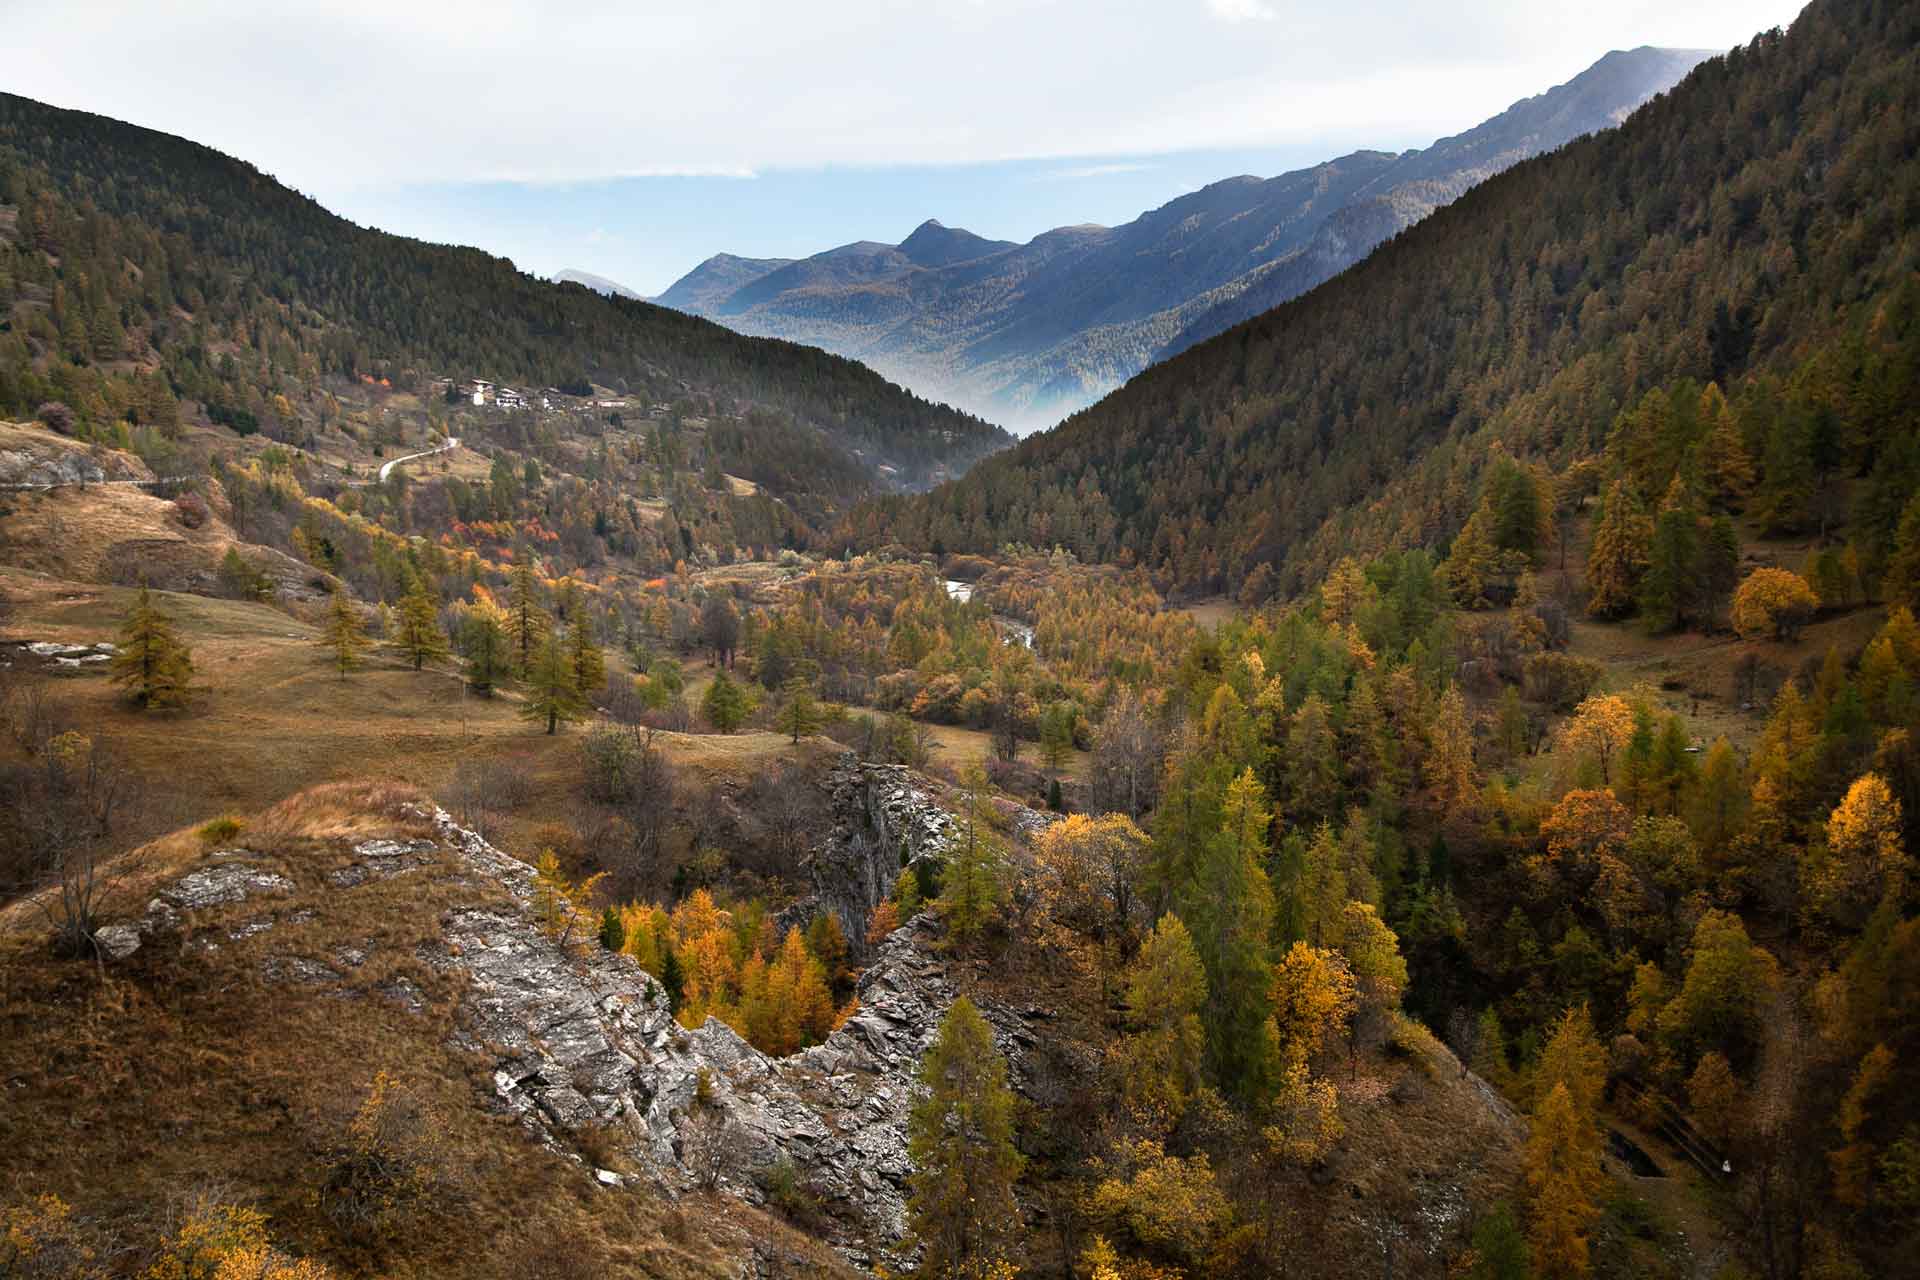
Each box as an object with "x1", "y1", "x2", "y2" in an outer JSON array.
[
  {"x1": 1037, "y1": 162, "x2": 1157, "y2": 181},
  {"x1": 6, "y1": 1, "x2": 1806, "y2": 200},
  {"x1": 1206, "y1": 0, "x2": 1275, "y2": 21}
]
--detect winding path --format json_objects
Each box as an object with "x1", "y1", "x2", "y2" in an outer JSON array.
[{"x1": 378, "y1": 436, "x2": 459, "y2": 482}]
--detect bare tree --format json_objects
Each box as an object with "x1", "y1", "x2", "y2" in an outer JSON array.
[
  {"x1": 2, "y1": 731, "x2": 147, "y2": 964},
  {"x1": 1089, "y1": 690, "x2": 1166, "y2": 819},
  {"x1": 582, "y1": 720, "x2": 679, "y2": 897},
  {"x1": 743, "y1": 761, "x2": 826, "y2": 872}
]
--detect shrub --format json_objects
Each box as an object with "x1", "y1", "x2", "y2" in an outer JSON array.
[
  {"x1": 314, "y1": 1071, "x2": 455, "y2": 1243},
  {"x1": 34, "y1": 401, "x2": 75, "y2": 435},
  {"x1": 197, "y1": 815, "x2": 245, "y2": 845},
  {"x1": 174, "y1": 492, "x2": 211, "y2": 529}
]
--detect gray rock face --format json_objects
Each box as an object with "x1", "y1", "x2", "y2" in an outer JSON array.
[
  {"x1": 0, "y1": 442, "x2": 151, "y2": 488},
  {"x1": 776, "y1": 758, "x2": 955, "y2": 960},
  {"x1": 427, "y1": 804, "x2": 1028, "y2": 1267},
  {"x1": 154, "y1": 857, "x2": 295, "y2": 911}
]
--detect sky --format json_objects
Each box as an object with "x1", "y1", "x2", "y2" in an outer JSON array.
[{"x1": 6, "y1": 1, "x2": 1807, "y2": 295}]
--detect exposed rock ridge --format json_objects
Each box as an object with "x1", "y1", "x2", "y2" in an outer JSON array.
[
  {"x1": 428, "y1": 805, "x2": 1032, "y2": 1268},
  {"x1": 88, "y1": 794, "x2": 1028, "y2": 1269},
  {"x1": 777, "y1": 757, "x2": 956, "y2": 959}
]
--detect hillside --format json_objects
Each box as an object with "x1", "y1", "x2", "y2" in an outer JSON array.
[
  {"x1": 654, "y1": 48, "x2": 1707, "y2": 430},
  {"x1": 860, "y1": 0, "x2": 1919, "y2": 602},
  {"x1": 0, "y1": 91, "x2": 1012, "y2": 492}
]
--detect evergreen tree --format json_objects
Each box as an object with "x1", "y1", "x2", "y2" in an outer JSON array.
[
  {"x1": 658, "y1": 939, "x2": 686, "y2": 1013},
  {"x1": 1695, "y1": 382, "x2": 1755, "y2": 512},
  {"x1": 939, "y1": 765, "x2": 1006, "y2": 943},
  {"x1": 1441, "y1": 498, "x2": 1502, "y2": 608},
  {"x1": 598, "y1": 905, "x2": 626, "y2": 952},
  {"x1": 1700, "y1": 516, "x2": 1742, "y2": 630},
  {"x1": 217, "y1": 546, "x2": 268, "y2": 601},
  {"x1": 702, "y1": 668, "x2": 749, "y2": 734},
  {"x1": 1585, "y1": 481, "x2": 1652, "y2": 619},
  {"x1": 1115, "y1": 913, "x2": 1210, "y2": 1130},
  {"x1": 319, "y1": 585, "x2": 372, "y2": 679},
  {"x1": 1883, "y1": 490, "x2": 1920, "y2": 611},
  {"x1": 1179, "y1": 767, "x2": 1280, "y2": 1103},
  {"x1": 521, "y1": 628, "x2": 586, "y2": 734},
  {"x1": 391, "y1": 572, "x2": 449, "y2": 670},
  {"x1": 109, "y1": 586, "x2": 195, "y2": 708},
  {"x1": 1525, "y1": 1082, "x2": 1603, "y2": 1278},
  {"x1": 772, "y1": 676, "x2": 823, "y2": 744},
  {"x1": 905, "y1": 996, "x2": 1024, "y2": 1277},
  {"x1": 462, "y1": 594, "x2": 511, "y2": 695},
  {"x1": 1753, "y1": 409, "x2": 1815, "y2": 535},
  {"x1": 567, "y1": 617, "x2": 605, "y2": 701},
  {"x1": 1428, "y1": 686, "x2": 1477, "y2": 815},
  {"x1": 1638, "y1": 507, "x2": 1702, "y2": 633},
  {"x1": 1039, "y1": 700, "x2": 1076, "y2": 775},
  {"x1": 506, "y1": 558, "x2": 548, "y2": 678},
  {"x1": 1467, "y1": 1202, "x2": 1532, "y2": 1280}
]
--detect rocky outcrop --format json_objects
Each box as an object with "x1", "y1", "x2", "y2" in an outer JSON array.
[
  {"x1": 0, "y1": 426, "x2": 153, "y2": 488},
  {"x1": 96, "y1": 788, "x2": 1031, "y2": 1270},
  {"x1": 777, "y1": 758, "x2": 956, "y2": 959},
  {"x1": 431, "y1": 805, "x2": 1032, "y2": 1267}
]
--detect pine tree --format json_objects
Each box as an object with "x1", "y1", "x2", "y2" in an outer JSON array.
[
  {"x1": 462, "y1": 593, "x2": 511, "y2": 695},
  {"x1": 1428, "y1": 686, "x2": 1477, "y2": 815},
  {"x1": 1285, "y1": 693, "x2": 1340, "y2": 824},
  {"x1": 1638, "y1": 507, "x2": 1702, "y2": 632},
  {"x1": 1441, "y1": 498, "x2": 1502, "y2": 608},
  {"x1": 658, "y1": 939, "x2": 686, "y2": 1013},
  {"x1": 521, "y1": 628, "x2": 586, "y2": 734},
  {"x1": 567, "y1": 617, "x2": 605, "y2": 701},
  {"x1": 1585, "y1": 480, "x2": 1652, "y2": 619},
  {"x1": 1700, "y1": 516, "x2": 1742, "y2": 630},
  {"x1": 1039, "y1": 700, "x2": 1076, "y2": 775},
  {"x1": 1467, "y1": 1202, "x2": 1532, "y2": 1280},
  {"x1": 1694, "y1": 382, "x2": 1755, "y2": 512},
  {"x1": 109, "y1": 587, "x2": 195, "y2": 708},
  {"x1": 1180, "y1": 767, "x2": 1280, "y2": 1102},
  {"x1": 391, "y1": 573, "x2": 449, "y2": 671},
  {"x1": 1116, "y1": 913, "x2": 1210, "y2": 1130},
  {"x1": 506, "y1": 558, "x2": 548, "y2": 678},
  {"x1": 598, "y1": 906, "x2": 626, "y2": 952},
  {"x1": 319, "y1": 586, "x2": 372, "y2": 679},
  {"x1": 1883, "y1": 490, "x2": 1920, "y2": 611},
  {"x1": 1753, "y1": 409, "x2": 1815, "y2": 535},
  {"x1": 702, "y1": 668, "x2": 749, "y2": 733},
  {"x1": 772, "y1": 676, "x2": 823, "y2": 744},
  {"x1": 905, "y1": 996, "x2": 1024, "y2": 1277},
  {"x1": 1525, "y1": 1082, "x2": 1603, "y2": 1278},
  {"x1": 939, "y1": 765, "x2": 1006, "y2": 943}
]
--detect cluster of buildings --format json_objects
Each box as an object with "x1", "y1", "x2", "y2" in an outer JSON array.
[{"x1": 462, "y1": 379, "x2": 548, "y2": 410}]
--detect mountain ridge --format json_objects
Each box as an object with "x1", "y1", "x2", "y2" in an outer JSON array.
[{"x1": 652, "y1": 46, "x2": 1712, "y2": 431}]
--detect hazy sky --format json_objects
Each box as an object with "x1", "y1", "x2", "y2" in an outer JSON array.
[{"x1": 8, "y1": 1, "x2": 1806, "y2": 293}]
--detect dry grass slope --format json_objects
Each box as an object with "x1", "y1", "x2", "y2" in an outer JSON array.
[{"x1": 0, "y1": 780, "x2": 853, "y2": 1278}]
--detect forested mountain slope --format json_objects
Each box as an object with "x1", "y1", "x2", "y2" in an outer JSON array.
[
  {"x1": 855, "y1": 0, "x2": 1919, "y2": 600},
  {"x1": 1156, "y1": 45, "x2": 1714, "y2": 360},
  {"x1": 658, "y1": 47, "x2": 1706, "y2": 430},
  {"x1": 0, "y1": 92, "x2": 1010, "y2": 489}
]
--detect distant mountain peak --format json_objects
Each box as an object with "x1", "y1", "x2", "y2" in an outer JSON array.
[{"x1": 897, "y1": 219, "x2": 1015, "y2": 268}]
